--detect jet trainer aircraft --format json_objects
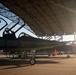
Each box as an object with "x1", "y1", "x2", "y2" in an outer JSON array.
[{"x1": 0, "y1": 28, "x2": 65, "y2": 65}]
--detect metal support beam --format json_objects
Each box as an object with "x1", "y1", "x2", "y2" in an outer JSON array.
[
  {"x1": 0, "y1": 18, "x2": 8, "y2": 31},
  {"x1": 6, "y1": 18, "x2": 19, "y2": 31},
  {"x1": 15, "y1": 23, "x2": 25, "y2": 33},
  {"x1": 54, "y1": 35, "x2": 63, "y2": 41}
]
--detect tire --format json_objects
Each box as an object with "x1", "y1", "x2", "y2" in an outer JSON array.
[
  {"x1": 30, "y1": 58, "x2": 36, "y2": 65},
  {"x1": 67, "y1": 55, "x2": 70, "y2": 58}
]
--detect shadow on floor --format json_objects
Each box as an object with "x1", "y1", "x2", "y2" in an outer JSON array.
[
  {"x1": 0, "y1": 57, "x2": 60, "y2": 70},
  {"x1": 36, "y1": 60, "x2": 60, "y2": 64}
]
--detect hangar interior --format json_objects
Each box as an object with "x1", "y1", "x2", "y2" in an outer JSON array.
[
  {"x1": 0, "y1": 0, "x2": 76, "y2": 39},
  {"x1": 0, "y1": 0, "x2": 76, "y2": 43}
]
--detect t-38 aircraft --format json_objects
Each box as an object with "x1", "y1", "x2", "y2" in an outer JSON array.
[{"x1": 0, "y1": 28, "x2": 65, "y2": 65}]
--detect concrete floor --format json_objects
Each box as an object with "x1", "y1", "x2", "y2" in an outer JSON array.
[{"x1": 0, "y1": 55, "x2": 76, "y2": 75}]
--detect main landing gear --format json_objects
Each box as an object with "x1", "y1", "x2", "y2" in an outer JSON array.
[
  {"x1": 30, "y1": 50, "x2": 36, "y2": 65},
  {"x1": 30, "y1": 58, "x2": 36, "y2": 65},
  {"x1": 18, "y1": 32, "x2": 36, "y2": 65}
]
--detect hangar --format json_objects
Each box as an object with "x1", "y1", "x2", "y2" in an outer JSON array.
[
  {"x1": 1, "y1": 1, "x2": 76, "y2": 75},
  {"x1": 0, "y1": 0, "x2": 76, "y2": 37}
]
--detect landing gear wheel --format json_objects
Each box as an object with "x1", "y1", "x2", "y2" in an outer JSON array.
[
  {"x1": 67, "y1": 55, "x2": 70, "y2": 58},
  {"x1": 30, "y1": 58, "x2": 36, "y2": 65}
]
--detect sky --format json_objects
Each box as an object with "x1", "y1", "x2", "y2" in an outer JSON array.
[{"x1": 0, "y1": 15, "x2": 75, "y2": 41}]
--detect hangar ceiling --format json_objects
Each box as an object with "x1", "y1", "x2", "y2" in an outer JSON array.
[{"x1": 0, "y1": 0, "x2": 76, "y2": 36}]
